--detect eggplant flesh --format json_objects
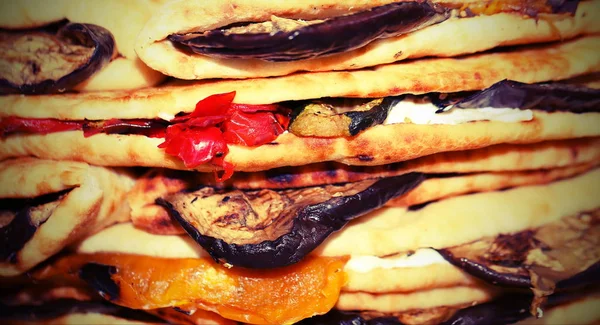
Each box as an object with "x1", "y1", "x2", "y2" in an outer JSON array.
[
  {"x1": 0, "y1": 191, "x2": 67, "y2": 263},
  {"x1": 157, "y1": 173, "x2": 425, "y2": 268},
  {"x1": 290, "y1": 79, "x2": 599, "y2": 138},
  {"x1": 432, "y1": 80, "x2": 600, "y2": 113},
  {"x1": 169, "y1": 2, "x2": 449, "y2": 61},
  {"x1": 0, "y1": 23, "x2": 115, "y2": 94},
  {"x1": 288, "y1": 97, "x2": 403, "y2": 137}
]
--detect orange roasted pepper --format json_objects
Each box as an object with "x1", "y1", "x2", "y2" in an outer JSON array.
[{"x1": 33, "y1": 253, "x2": 348, "y2": 325}]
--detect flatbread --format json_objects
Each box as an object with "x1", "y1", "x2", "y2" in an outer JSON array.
[
  {"x1": 0, "y1": 158, "x2": 135, "y2": 276},
  {"x1": 128, "y1": 163, "x2": 594, "y2": 235},
  {"x1": 344, "y1": 261, "x2": 476, "y2": 294},
  {"x1": 3, "y1": 36, "x2": 598, "y2": 120},
  {"x1": 2, "y1": 37, "x2": 598, "y2": 170},
  {"x1": 2, "y1": 111, "x2": 599, "y2": 172},
  {"x1": 389, "y1": 163, "x2": 594, "y2": 207},
  {"x1": 336, "y1": 285, "x2": 498, "y2": 313},
  {"x1": 136, "y1": 0, "x2": 600, "y2": 80},
  {"x1": 0, "y1": 0, "x2": 165, "y2": 91},
  {"x1": 127, "y1": 138, "x2": 600, "y2": 190},
  {"x1": 317, "y1": 168, "x2": 600, "y2": 256}
]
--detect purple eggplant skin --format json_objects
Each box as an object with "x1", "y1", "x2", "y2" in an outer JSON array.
[
  {"x1": 79, "y1": 263, "x2": 120, "y2": 302},
  {"x1": 346, "y1": 96, "x2": 404, "y2": 136},
  {"x1": 432, "y1": 80, "x2": 600, "y2": 113},
  {"x1": 168, "y1": 2, "x2": 449, "y2": 62},
  {"x1": 158, "y1": 172, "x2": 425, "y2": 269},
  {"x1": 556, "y1": 260, "x2": 600, "y2": 290},
  {"x1": 0, "y1": 299, "x2": 166, "y2": 323},
  {"x1": 0, "y1": 207, "x2": 38, "y2": 264},
  {"x1": 0, "y1": 23, "x2": 115, "y2": 95},
  {"x1": 436, "y1": 249, "x2": 531, "y2": 288},
  {"x1": 436, "y1": 250, "x2": 600, "y2": 291},
  {"x1": 0, "y1": 190, "x2": 67, "y2": 263},
  {"x1": 548, "y1": 0, "x2": 580, "y2": 14}
]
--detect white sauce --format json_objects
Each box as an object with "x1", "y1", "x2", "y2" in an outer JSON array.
[
  {"x1": 384, "y1": 96, "x2": 533, "y2": 125},
  {"x1": 345, "y1": 248, "x2": 448, "y2": 273}
]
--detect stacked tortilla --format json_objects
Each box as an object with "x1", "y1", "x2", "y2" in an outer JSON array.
[{"x1": 1, "y1": 0, "x2": 600, "y2": 324}]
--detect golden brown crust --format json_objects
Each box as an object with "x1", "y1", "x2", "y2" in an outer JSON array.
[
  {"x1": 2, "y1": 36, "x2": 598, "y2": 120},
  {"x1": 1, "y1": 112, "x2": 598, "y2": 172},
  {"x1": 136, "y1": 1, "x2": 600, "y2": 80},
  {"x1": 0, "y1": 158, "x2": 89, "y2": 198},
  {"x1": 0, "y1": 159, "x2": 135, "y2": 276},
  {"x1": 317, "y1": 168, "x2": 600, "y2": 256}
]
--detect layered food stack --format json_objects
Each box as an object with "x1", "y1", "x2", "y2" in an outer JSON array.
[{"x1": 1, "y1": 0, "x2": 599, "y2": 324}]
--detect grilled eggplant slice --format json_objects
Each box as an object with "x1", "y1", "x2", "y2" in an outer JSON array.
[
  {"x1": 289, "y1": 97, "x2": 403, "y2": 137},
  {"x1": 158, "y1": 173, "x2": 424, "y2": 268},
  {"x1": 0, "y1": 23, "x2": 115, "y2": 94},
  {"x1": 169, "y1": 2, "x2": 449, "y2": 62},
  {"x1": 432, "y1": 80, "x2": 600, "y2": 113},
  {"x1": 437, "y1": 209, "x2": 600, "y2": 314}
]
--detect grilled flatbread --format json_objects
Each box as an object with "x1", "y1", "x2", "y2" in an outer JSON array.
[
  {"x1": 136, "y1": 0, "x2": 599, "y2": 80},
  {"x1": 0, "y1": 0, "x2": 165, "y2": 92},
  {"x1": 1, "y1": 37, "x2": 599, "y2": 172},
  {"x1": 318, "y1": 168, "x2": 600, "y2": 256},
  {"x1": 0, "y1": 158, "x2": 134, "y2": 276},
  {"x1": 4, "y1": 36, "x2": 598, "y2": 119},
  {"x1": 127, "y1": 138, "x2": 600, "y2": 190},
  {"x1": 127, "y1": 148, "x2": 598, "y2": 234},
  {"x1": 336, "y1": 286, "x2": 498, "y2": 313}
]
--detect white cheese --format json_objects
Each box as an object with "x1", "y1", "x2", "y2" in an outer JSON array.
[
  {"x1": 345, "y1": 248, "x2": 448, "y2": 273},
  {"x1": 384, "y1": 96, "x2": 533, "y2": 125},
  {"x1": 157, "y1": 112, "x2": 175, "y2": 121}
]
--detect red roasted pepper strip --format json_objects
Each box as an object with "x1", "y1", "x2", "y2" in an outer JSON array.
[
  {"x1": 222, "y1": 111, "x2": 287, "y2": 146},
  {"x1": 83, "y1": 119, "x2": 167, "y2": 138},
  {"x1": 1, "y1": 92, "x2": 289, "y2": 182},
  {"x1": 171, "y1": 91, "x2": 236, "y2": 123},
  {"x1": 159, "y1": 125, "x2": 229, "y2": 168},
  {"x1": 159, "y1": 92, "x2": 290, "y2": 181},
  {"x1": 0, "y1": 117, "x2": 82, "y2": 137}
]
